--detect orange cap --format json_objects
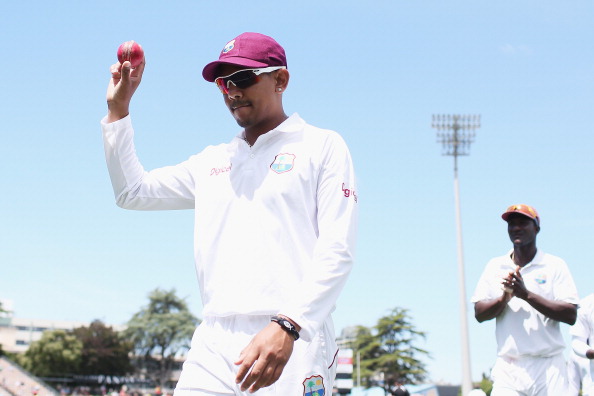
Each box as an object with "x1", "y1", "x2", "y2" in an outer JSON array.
[{"x1": 502, "y1": 204, "x2": 540, "y2": 226}]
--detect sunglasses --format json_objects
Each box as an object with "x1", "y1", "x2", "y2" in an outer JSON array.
[{"x1": 215, "y1": 66, "x2": 286, "y2": 94}]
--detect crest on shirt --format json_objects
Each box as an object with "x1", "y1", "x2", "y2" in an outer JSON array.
[
  {"x1": 534, "y1": 273, "x2": 547, "y2": 285},
  {"x1": 303, "y1": 375, "x2": 325, "y2": 396},
  {"x1": 270, "y1": 153, "x2": 295, "y2": 174}
]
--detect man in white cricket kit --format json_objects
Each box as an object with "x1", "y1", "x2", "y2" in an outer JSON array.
[
  {"x1": 471, "y1": 204, "x2": 578, "y2": 396},
  {"x1": 101, "y1": 32, "x2": 358, "y2": 395},
  {"x1": 570, "y1": 293, "x2": 594, "y2": 395}
]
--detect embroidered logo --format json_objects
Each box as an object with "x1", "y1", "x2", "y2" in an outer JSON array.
[
  {"x1": 222, "y1": 39, "x2": 235, "y2": 54},
  {"x1": 270, "y1": 153, "x2": 295, "y2": 174},
  {"x1": 303, "y1": 375, "x2": 325, "y2": 396},
  {"x1": 534, "y1": 273, "x2": 547, "y2": 285}
]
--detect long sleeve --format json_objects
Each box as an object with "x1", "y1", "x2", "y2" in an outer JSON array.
[
  {"x1": 280, "y1": 131, "x2": 358, "y2": 341},
  {"x1": 101, "y1": 116, "x2": 196, "y2": 210}
]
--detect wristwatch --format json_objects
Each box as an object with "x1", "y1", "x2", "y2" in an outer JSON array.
[{"x1": 271, "y1": 315, "x2": 300, "y2": 340}]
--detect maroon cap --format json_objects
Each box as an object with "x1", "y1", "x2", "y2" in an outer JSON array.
[{"x1": 202, "y1": 32, "x2": 287, "y2": 82}]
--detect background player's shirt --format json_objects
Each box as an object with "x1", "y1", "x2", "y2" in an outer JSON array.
[{"x1": 471, "y1": 250, "x2": 579, "y2": 358}]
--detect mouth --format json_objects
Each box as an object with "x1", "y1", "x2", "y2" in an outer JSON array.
[{"x1": 230, "y1": 102, "x2": 251, "y2": 111}]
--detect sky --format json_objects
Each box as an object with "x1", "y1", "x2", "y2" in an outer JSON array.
[{"x1": 1, "y1": 0, "x2": 594, "y2": 387}]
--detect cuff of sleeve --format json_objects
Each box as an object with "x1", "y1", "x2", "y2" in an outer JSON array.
[
  {"x1": 277, "y1": 312, "x2": 315, "y2": 342},
  {"x1": 101, "y1": 114, "x2": 131, "y2": 128}
]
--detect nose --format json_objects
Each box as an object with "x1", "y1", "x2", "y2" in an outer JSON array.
[{"x1": 226, "y1": 83, "x2": 243, "y2": 100}]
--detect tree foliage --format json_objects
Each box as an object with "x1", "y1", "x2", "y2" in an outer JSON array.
[
  {"x1": 0, "y1": 301, "x2": 10, "y2": 317},
  {"x1": 17, "y1": 320, "x2": 132, "y2": 378},
  {"x1": 477, "y1": 373, "x2": 493, "y2": 395},
  {"x1": 352, "y1": 307, "x2": 429, "y2": 388},
  {"x1": 72, "y1": 320, "x2": 133, "y2": 376},
  {"x1": 124, "y1": 288, "x2": 199, "y2": 387},
  {"x1": 22, "y1": 330, "x2": 83, "y2": 377}
]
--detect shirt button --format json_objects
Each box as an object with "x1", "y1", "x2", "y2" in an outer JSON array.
[{"x1": 250, "y1": 153, "x2": 255, "y2": 159}]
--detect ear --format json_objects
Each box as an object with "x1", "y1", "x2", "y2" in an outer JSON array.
[{"x1": 274, "y1": 68, "x2": 290, "y2": 92}]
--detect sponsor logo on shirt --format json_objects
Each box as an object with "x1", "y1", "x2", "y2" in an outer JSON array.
[
  {"x1": 210, "y1": 164, "x2": 232, "y2": 176},
  {"x1": 270, "y1": 153, "x2": 295, "y2": 174},
  {"x1": 302, "y1": 375, "x2": 325, "y2": 396},
  {"x1": 342, "y1": 183, "x2": 357, "y2": 203}
]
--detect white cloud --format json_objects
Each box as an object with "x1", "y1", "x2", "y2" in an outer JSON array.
[{"x1": 500, "y1": 43, "x2": 533, "y2": 55}]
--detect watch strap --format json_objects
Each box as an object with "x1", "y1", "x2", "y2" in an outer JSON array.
[{"x1": 271, "y1": 315, "x2": 300, "y2": 340}]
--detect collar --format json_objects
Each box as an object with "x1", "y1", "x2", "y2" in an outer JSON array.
[
  {"x1": 234, "y1": 113, "x2": 305, "y2": 144},
  {"x1": 507, "y1": 248, "x2": 544, "y2": 268},
  {"x1": 272, "y1": 112, "x2": 305, "y2": 133}
]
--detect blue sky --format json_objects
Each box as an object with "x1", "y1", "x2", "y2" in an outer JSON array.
[{"x1": 1, "y1": 0, "x2": 594, "y2": 386}]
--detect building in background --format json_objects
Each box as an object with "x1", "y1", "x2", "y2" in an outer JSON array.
[
  {"x1": 335, "y1": 348, "x2": 354, "y2": 395},
  {"x1": 0, "y1": 299, "x2": 120, "y2": 354}
]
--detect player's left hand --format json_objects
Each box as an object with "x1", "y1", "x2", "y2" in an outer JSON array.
[
  {"x1": 234, "y1": 322, "x2": 294, "y2": 393},
  {"x1": 502, "y1": 266, "x2": 529, "y2": 300}
]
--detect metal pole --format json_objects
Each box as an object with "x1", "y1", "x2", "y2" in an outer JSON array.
[
  {"x1": 454, "y1": 167, "x2": 472, "y2": 396},
  {"x1": 357, "y1": 351, "x2": 361, "y2": 387},
  {"x1": 432, "y1": 114, "x2": 480, "y2": 396}
]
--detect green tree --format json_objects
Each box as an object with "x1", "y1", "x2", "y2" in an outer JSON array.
[
  {"x1": 124, "y1": 288, "x2": 199, "y2": 387},
  {"x1": 0, "y1": 301, "x2": 10, "y2": 318},
  {"x1": 477, "y1": 372, "x2": 493, "y2": 395},
  {"x1": 22, "y1": 330, "x2": 82, "y2": 377},
  {"x1": 352, "y1": 307, "x2": 429, "y2": 388},
  {"x1": 351, "y1": 325, "x2": 384, "y2": 387},
  {"x1": 72, "y1": 320, "x2": 133, "y2": 376},
  {"x1": 457, "y1": 374, "x2": 493, "y2": 396}
]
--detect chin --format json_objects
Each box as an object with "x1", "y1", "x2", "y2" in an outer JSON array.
[
  {"x1": 231, "y1": 112, "x2": 253, "y2": 128},
  {"x1": 231, "y1": 115, "x2": 247, "y2": 128}
]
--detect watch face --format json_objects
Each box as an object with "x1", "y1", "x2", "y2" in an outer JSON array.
[{"x1": 271, "y1": 316, "x2": 298, "y2": 340}]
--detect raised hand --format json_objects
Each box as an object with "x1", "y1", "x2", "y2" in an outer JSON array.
[{"x1": 106, "y1": 58, "x2": 145, "y2": 122}]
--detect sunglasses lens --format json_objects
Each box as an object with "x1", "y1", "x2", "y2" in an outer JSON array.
[
  {"x1": 231, "y1": 71, "x2": 257, "y2": 89},
  {"x1": 215, "y1": 70, "x2": 259, "y2": 94}
]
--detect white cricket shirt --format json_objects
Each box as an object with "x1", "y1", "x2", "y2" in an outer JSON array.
[
  {"x1": 571, "y1": 295, "x2": 594, "y2": 371},
  {"x1": 471, "y1": 249, "x2": 579, "y2": 358},
  {"x1": 101, "y1": 113, "x2": 358, "y2": 341}
]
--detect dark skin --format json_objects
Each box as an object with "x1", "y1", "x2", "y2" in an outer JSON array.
[
  {"x1": 218, "y1": 63, "x2": 289, "y2": 147},
  {"x1": 474, "y1": 214, "x2": 577, "y2": 325},
  {"x1": 218, "y1": 65, "x2": 299, "y2": 392},
  {"x1": 106, "y1": 58, "x2": 299, "y2": 393},
  {"x1": 106, "y1": 57, "x2": 145, "y2": 122}
]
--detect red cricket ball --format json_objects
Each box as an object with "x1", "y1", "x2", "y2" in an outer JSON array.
[{"x1": 117, "y1": 40, "x2": 144, "y2": 68}]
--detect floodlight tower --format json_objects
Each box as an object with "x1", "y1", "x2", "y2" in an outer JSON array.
[{"x1": 432, "y1": 114, "x2": 480, "y2": 396}]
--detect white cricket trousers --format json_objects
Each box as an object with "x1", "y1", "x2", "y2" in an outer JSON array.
[
  {"x1": 173, "y1": 315, "x2": 338, "y2": 396},
  {"x1": 490, "y1": 354, "x2": 569, "y2": 396}
]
